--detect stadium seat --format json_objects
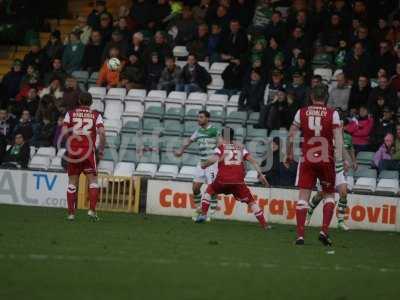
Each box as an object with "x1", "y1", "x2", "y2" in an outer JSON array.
[
  {"x1": 177, "y1": 166, "x2": 197, "y2": 180},
  {"x1": 314, "y1": 68, "x2": 333, "y2": 82},
  {"x1": 163, "y1": 119, "x2": 183, "y2": 136},
  {"x1": 356, "y1": 151, "x2": 374, "y2": 166},
  {"x1": 270, "y1": 129, "x2": 289, "y2": 139},
  {"x1": 88, "y1": 86, "x2": 106, "y2": 99},
  {"x1": 123, "y1": 101, "x2": 144, "y2": 118},
  {"x1": 164, "y1": 103, "x2": 184, "y2": 121},
  {"x1": 88, "y1": 72, "x2": 99, "y2": 85},
  {"x1": 104, "y1": 102, "x2": 124, "y2": 120},
  {"x1": 346, "y1": 174, "x2": 355, "y2": 191},
  {"x1": 160, "y1": 136, "x2": 183, "y2": 152},
  {"x1": 121, "y1": 120, "x2": 141, "y2": 134},
  {"x1": 143, "y1": 101, "x2": 164, "y2": 119},
  {"x1": 142, "y1": 118, "x2": 163, "y2": 135},
  {"x1": 225, "y1": 123, "x2": 246, "y2": 139},
  {"x1": 98, "y1": 160, "x2": 115, "y2": 175},
  {"x1": 225, "y1": 110, "x2": 247, "y2": 125},
  {"x1": 208, "y1": 106, "x2": 225, "y2": 123},
  {"x1": 353, "y1": 168, "x2": 377, "y2": 192},
  {"x1": 29, "y1": 156, "x2": 51, "y2": 170},
  {"x1": 105, "y1": 88, "x2": 126, "y2": 101},
  {"x1": 120, "y1": 133, "x2": 139, "y2": 150},
  {"x1": 166, "y1": 91, "x2": 186, "y2": 104},
  {"x1": 135, "y1": 163, "x2": 158, "y2": 177},
  {"x1": 245, "y1": 170, "x2": 259, "y2": 184},
  {"x1": 207, "y1": 75, "x2": 224, "y2": 90},
  {"x1": 72, "y1": 70, "x2": 89, "y2": 84},
  {"x1": 198, "y1": 61, "x2": 210, "y2": 71},
  {"x1": 376, "y1": 178, "x2": 399, "y2": 194},
  {"x1": 207, "y1": 93, "x2": 228, "y2": 106},
  {"x1": 184, "y1": 121, "x2": 198, "y2": 137},
  {"x1": 102, "y1": 148, "x2": 117, "y2": 161},
  {"x1": 48, "y1": 157, "x2": 64, "y2": 171},
  {"x1": 182, "y1": 153, "x2": 199, "y2": 166},
  {"x1": 36, "y1": 147, "x2": 57, "y2": 157},
  {"x1": 228, "y1": 94, "x2": 240, "y2": 106},
  {"x1": 125, "y1": 89, "x2": 147, "y2": 102},
  {"x1": 247, "y1": 112, "x2": 260, "y2": 125},
  {"x1": 184, "y1": 104, "x2": 203, "y2": 121},
  {"x1": 146, "y1": 90, "x2": 167, "y2": 102},
  {"x1": 106, "y1": 135, "x2": 121, "y2": 149},
  {"x1": 104, "y1": 119, "x2": 122, "y2": 134},
  {"x1": 187, "y1": 92, "x2": 208, "y2": 105},
  {"x1": 156, "y1": 164, "x2": 179, "y2": 178},
  {"x1": 113, "y1": 162, "x2": 136, "y2": 177},
  {"x1": 378, "y1": 170, "x2": 399, "y2": 179},
  {"x1": 210, "y1": 62, "x2": 229, "y2": 74},
  {"x1": 173, "y1": 46, "x2": 189, "y2": 58},
  {"x1": 57, "y1": 148, "x2": 66, "y2": 157},
  {"x1": 91, "y1": 99, "x2": 104, "y2": 113},
  {"x1": 246, "y1": 126, "x2": 268, "y2": 139},
  {"x1": 175, "y1": 60, "x2": 186, "y2": 69}
]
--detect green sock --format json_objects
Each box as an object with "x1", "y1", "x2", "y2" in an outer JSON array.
[
  {"x1": 210, "y1": 195, "x2": 218, "y2": 210},
  {"x1": 194, "y1": 193, "x2": 201, "y2": 209},
  {"x1": 337, "y1": 196, "x2": 347, "y2": 222},
  {"x1": 309, "y1": 193, "x2": 323, "y2": 209}
]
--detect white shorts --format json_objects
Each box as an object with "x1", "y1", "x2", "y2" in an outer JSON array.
[
  {"x1": 316, "y1": 171, "x2": 346, "y2": 192},
  {"x1": 193, "y1": 162, "x2": 218, "y2": 184}
]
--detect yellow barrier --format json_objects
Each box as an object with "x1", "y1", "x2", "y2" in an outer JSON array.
[{"x1": 77, "y1": 175, "x2": 141, "y2": 213}]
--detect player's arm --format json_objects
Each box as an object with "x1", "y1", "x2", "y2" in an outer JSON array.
[
  {"x1": 246, "y1": 154, "x2": 270, "y2": 187},
  {"x1": 174, "y1": 137, "x2": 194, "y2": 157},
  {"x1": 201, "y1": 154, "x2": 220, "y2": 169}
]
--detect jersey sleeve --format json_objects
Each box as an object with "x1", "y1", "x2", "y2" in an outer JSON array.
[
  {"x1": 292, "y1": 109, "x2": 301, "y2": 127},
  {"x1": 95, "y1": 113, "x2": 104, "y2": 128},
  {"x1": 332, "y1": 111, "x2": 341, "y2": 128},
  {"x1": 63, "y1": 112, "x2": 71, "y2": 127},
  {"x1": 190, "y1": 129, "x2": 198, "y2": 142}
]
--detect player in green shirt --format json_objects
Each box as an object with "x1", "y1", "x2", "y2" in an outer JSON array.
[{"x1": 175, "y1": 111, "x2": 220, "y2": 220}]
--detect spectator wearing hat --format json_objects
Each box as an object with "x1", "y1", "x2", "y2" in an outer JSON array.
[
  {"x1": 88, "y1": 0, "x2": 113, "y2": 30},
  {"x1": 178, "y1": 54, "x2": 211, "y2": 93},
  {"x1": 72, "y1": 15, "x2": 92, "y2": 45},
  {"x1": 22, "y1": 40, "x2": 48, "y2": 75},
  {"x1": 348, "y1": 75, "x2": 371, "y2": 113},
  {"x1": 82, "y1": 30, "x2": 105, "y2": 73},
  {"x1": 1, "y1": 133, "x2": 30, "y2": 169},
  {"x1": 368, "y1": 75, "x2": 398, "y2": 110},
  {"x1": 157, "y1": 56, "x2": 182, "y2": 93},
  {"x1": 0, "y1": 59, "x2": 24, "y2": 103},
  {"x1": 370, "y1": 106, "x2": 396, "y2": 151},
  {"x1": 43, "y1": 30, "x2": 64, "y2": 63},
  {"x1": 62, "y1": 31, "x2": 85, "y2": 74},
  {"x1": 328, "y1": 72, "x2": 351, "y2": 111},
  {"x1": 102, "y1": 28, "x2": 129, "y2": 62},
  {"x1": 219, "y1": 19, "x2": 249, "y2": 62},
  {"x1": 346, "y1": 106, "x2": 374, "y2": 153},
  {"x1": 238, "y1": 68, "x2": 265, "y2": 112},
  {"x1": 44, "y1": 58, "x2": 67, "y2": 86}
]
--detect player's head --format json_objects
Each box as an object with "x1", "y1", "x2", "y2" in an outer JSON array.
[
  {"x1": 78, "y1": 92, "x2": 93, "y2": 107},
  {"x1": 197, "y1": 110, "x2": 210, "y2": 127},
  {"x1": 310, "y1": 84, "x2": 328, "y2": 104},
  {"x1": 221, "y1": 127, "x2": 235, "y2": 143}
]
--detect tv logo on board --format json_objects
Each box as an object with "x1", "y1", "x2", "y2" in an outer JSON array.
[{"x1": 33, "y1": 173, "x2": 58, "y2": 191}]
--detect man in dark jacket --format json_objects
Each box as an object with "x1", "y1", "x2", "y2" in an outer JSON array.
[
  {"x1": 82, "y1": 30, "x2": 105, "y2": 73},
  {"x1": 22, "y1": 41, "x2": 49, "y2": 75},
  {"x1": 43, "y1": 58, "x2": 67, "y2": 86},
  {"x1": 239, "y1": 68, "x2": 265, "y2": 112},
  {"x1": 178, "y1": 54, "x2": 212, "y2": 93},
  {"x1": 219, "y1": 19, "x2": 249, "y2": 62},
  {"x1": 158, "y1": 56, "x2": 182, "y2": 93},
  {"x1": 87, "y1": 0, "x2": 113, "y2": 30},
  {"x1": 0, "y1": 59, "x2": 24, "y2": 103},
  {"x1": 186, "y1": 23, "x2": 209, "y2": 61},
  {"x1": 1, "y1": 133, "x2": 30, "y2": 169},
  {"x1": 368, "y1": 75, "x2": 398, "y2": 110}
]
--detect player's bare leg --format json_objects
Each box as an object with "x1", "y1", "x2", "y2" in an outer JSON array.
[
  {"x1": 306, "y1": 191, "x2": 324, "y2": 225},
  {"x1": 67, "y1": 175, "x2": 79, "y2": 220},
  {"x1": 319, "y1": 193, "x2": 335, "y2": 247},
  {"x1": 86, "y1": 173, "x2": 100, "y2": 221},
  {"x1": 295, "y1": 189, "x2": 312, "y2": 245},
  {"x1": 337, "y1": 183, "x2": 349, "y2": 231}
]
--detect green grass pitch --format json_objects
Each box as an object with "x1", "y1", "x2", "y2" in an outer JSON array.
[{"x1": 0, "y1": 204, "x2": 399, "y2": 300}]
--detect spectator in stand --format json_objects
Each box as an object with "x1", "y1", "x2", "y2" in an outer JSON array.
[
  {"x1": 175, "y1": 5, "x2": 198, "y2": 46},
  {"x1": 36, "y1": 95, "x2": 59, "y2": 124},
  {"x1": 208, "y1": 5, "x2": 231, "y2": 32},
  {"x1": 0, "y1": 59, "x2": 24, "y2": 102},
  {"x1": 352, "y1": 24, "x2": 374, "y2": 55},
  {"x1": 231, "y1": 0, "x2": 254, "y2": 29},
  {"x1": 264, "y1": 89, "x2": 290, "y2": 130},
  {"x1": 22, "y1": 41, "x2": 48, "y2": 75},
  {"x1": 145, "y1": 52, "x2": 164, "y2": 90},
  {"x1": 13, "y1": 110, "x2": 36, "y2": 142},
  {"x1": 82, "y1": 30, "x2": 105, "y2": 73},
  {"x1": 220, "y1": 57, "x2": 245, "y2": 96},
  {"x1": 158, "y1": 56, "x2": 182, "y2": 93},
  {"x1": 178, "y1": 54, "x2": 211, "y2": 93},
  {"x1": 368, "y1": 75, "x2": 398, "y2": 110},
  {"x1": 87, "y1": 0, "x2": 112, "y2": 30},
  {"x1": 44, "y1": 58, "x2": 67, "y2": 86},
  {"x1": 120, "y1": 52, "x2": 145, "y2": 90},
  {"x1": 1, "y1": 133, "x2": 30, "y2": 169},
  {"x1": 370, "y1": 106, "x2": 396, "y2": 151},
  {"x1": 374, "y1": 40, "x2": 396, "y2": 76},
  {"x1": 130, "y1": 0, "x2": 152, "y2": 31},
  {"x1": 39, "y1": 77, "x2": 63, "y2": 101},
  {"x1": 264, "y1": 10, "x2": 287, "y2": 43},
  {"x1": 285, "y1": 26, "x2": 309, "y2": 61},
  {"x1": 193, "y1": 0, "x2": 211, "y2": 23},
  {"x1": 346, "y1": 106, "x2": 374, "y2": 153},
  {"x1": 62, "y1": 31, "x2": 85, "y2": 74},
  {"x1": 207, "y1": 23, "x2": 222, "y2": 63},
  {"x1": 387, "y1": 13, "x2": 400, "y2": 45},
  {"x1": 238, "y1": 68, "x2": 265, "y2": 112},
  {"x1": 252, "y1": 0, "x2": 273, "y2": 31},
  {"x1": 17, "y1": 88, "x2": 39, "y2": 118},
  {"x1": 97, "y1": 47, "x2": 123, "y2": 88},
  {"x1": 150, "y1": 0, "x2": 171, "y2": 31},
  {"x1": 289, "y1": 52, "x2": 310, "y2": 83},
  {"x1": 373, "y1": 133, "x2": 394, "y2": 171},
  {"x1": 34, "y1": 112, "x2": 56, "y2": 148},
  {"x1": 391, "y1": 124, "x2": 400, "y2": 165},
  {"x1": 102, "y1": 29, "x2": 129, "y2": 62},
  {"x1": 73, "y1": 15, "x2": 92, "y2": 45},
  {"x1": 348, "y1": 75, "x2": 371, "y2": 114},
  {"x1": 390, "y1": 62, "x2": 400, "y2": 94},
  {"x1": 0, "y1": 109, "x2": 16, "y2": 142},
  {"x1": 187, "y1": 23, "x2": 209, "y2": 61},
  {"x1": 344, "y1": 42, "x2": 372, "y2": 82},
  {"x1": 53, "y1": 115, "x2": 65, "y2": 148},
  {"x1": 61, "y1": 76, "x2": 81, "y2": 113},
  {"x1": 128, "y1": 32, "x2": 146, "y2": 62},
  {"x1": 43, "y1": 30, "x2": 64, "y2": 63},
  {"x1": 144, "y1": 31, "x2": 173, "y2": 65},
  {"x1": 286, "y1": 71, "x2": 308, "y2": 108},
  {"x1": 98, "y1": 13, "x2": 114, "y2": 43},
  {"x1": 219, "y1": 19, "x2": 249, "y2": 62},
  {"x1": 262, "y1": 137, "x2": 281, "y2": 186},
  {"x1": 115, "y1": 17, "x2": 132, "y2": 42},
  {"x1": 328, "y1": 72, "x2": 351, "y2": 111}
]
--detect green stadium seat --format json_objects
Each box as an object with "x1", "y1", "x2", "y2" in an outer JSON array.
[
  {"x1": 160, "y1": 136, "x2": 183, "y2": 152},
  {"x1": 164, "y1": 105, "x2": 184, "y2": 121},
  {"x1": 141, "y1": 134, "x2": 161, "y2": 150},
  {"x1": 247, "y1": 112, "x2": 260, "y2": 125},
  {"x1": 143, "y1": 118, "x2": 162, "y2": 135},
  {"x1": 88, "y1": 72, "x2": 99, "y2": 85},
  {"x1": 357, "y1": 151, "x2": 374, "y2": 166},
  {"x1": 182, "y1": 153, "x2": 199, "y2": 166},
  {"x1": 139, "y1": 150, "x2": 160, "y2": 164},
  {"x1": 184, "y1": 107, "x2": 202, "y2": 121},
  {"x1": 106, "y1": 135, "x2": 121, "y2": 149},
  {"x1": 246, "y1": 126, "x2": 268, "y2": 139},
  {"x1": 121, "y1": 120, "x2": 141, "y2": 134},
  {"x1": 118, "y1": 149, "x2": 137, "y2": 163},
  {"x1": 209, "y1": 108, "x2": 225, "y2": 123},
  {"x1": 161, "y1": 151, "x2": 181, "y2": 166},
  {"x1": 379, "y1": 170, "x2": 399, "y2": 179},
  {"x1": 184, "y1": 121, "x2": 198, "y2": 137},
  {"x1": 163, "y1": 120, "x2": 183, "y2": 136},
  {"x1": 225, "y1": 111, "x2": 247, "y2": 125},
  {"x1": 103, "y1": 148, "x2": 117, "y2": 161},
  {"x1": 355, "y1": 168, "x2": 377, "y2": 179},
  {"x1": 225, "y1": 123, "x2": 246, "y2": 138},
  {"x1": 121, "y1": 133, "x2": 139, "y2": 149},
  {"x1": 143, "y1": 102, "x2": 164, "y2": 119}
]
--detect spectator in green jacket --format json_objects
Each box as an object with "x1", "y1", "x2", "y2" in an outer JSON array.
[{"x1": 62, "y1": 31, "x2": 85, "y2": 74}]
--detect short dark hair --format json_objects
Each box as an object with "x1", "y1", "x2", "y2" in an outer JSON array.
[
  {"x1": 222, "y1": 127, "x2": 235, "y2": 142},
  {"x1": 198, "y1": 110, "x2": 210, "y2": 118},
  {"x1": 311, "y1": 84, "x2": 328, "y2": 102},
  {"x1": 79, "y1": 92, "x2": 93, "y2": 106},
  {"x1": 312, "y1": 75, "x2": 322, "y2": 81}
]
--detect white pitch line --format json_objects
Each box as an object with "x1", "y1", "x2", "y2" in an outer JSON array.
[{"x1": 0, "y1": 253, "x2": 399, "y2": 273}]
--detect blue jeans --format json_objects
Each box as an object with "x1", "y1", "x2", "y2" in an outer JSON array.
[{"x1": 176, "y1": 83, "x2": 202, "y2": 93}]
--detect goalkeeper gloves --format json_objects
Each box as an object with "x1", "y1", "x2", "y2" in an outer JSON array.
[{"x1": 335, "y1": 160, "x2": 344, "y2": 173}]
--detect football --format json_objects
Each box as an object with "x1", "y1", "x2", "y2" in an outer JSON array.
[{"x1": 107, "y1": 58, "x2": 121, "y2": 71}]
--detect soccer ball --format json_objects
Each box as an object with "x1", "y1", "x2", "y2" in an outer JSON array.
[{"x1": 108, "y1": 58, "x2": 121, "y2": 71}]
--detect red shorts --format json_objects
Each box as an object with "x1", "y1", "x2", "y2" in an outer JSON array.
[
  {"x1": 206, "y1": 180, "x2": 254, "y2": 203},
  {"x1": 66, "y1": 150, "x2": 98, "y2": 176},
  {"x1": 296, "y1": 159, "x2": 335, "y2": 193}
]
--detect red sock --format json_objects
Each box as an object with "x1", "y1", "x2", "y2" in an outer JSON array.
[
  {"x1": 254, "y1": 210, "x2": 267, "y2": 229},
  {"x1": 201, "y1": 200, "x2": 210, "y2": 215},
  {"x1": 296, "y1": 200, "x2": 308, "y2": 239},
  {"x1": 322, "y1": 201, "x2": 335, "y2": 235},
  {"x1": 89, "y1": 183, "x2": 99, "y2": 211},
  {"x1": 67, "y1": 185, "x2": 77, "y2": 215}
]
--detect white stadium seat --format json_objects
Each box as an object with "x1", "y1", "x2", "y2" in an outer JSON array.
[
  {"x1": 104, "y1": 102, "x2": 124, "y2": 120},
  {"x1": 98, "y1": 160, "x2": 115, "y2": 175},
  {"x1": 125, "y1": 89, "x2": 147, "y2": 102},
  {"x1": 88, "y1": 87, "x2": 107, "y2": 99},
  {"x1": 134, "y1": 163, "x2": 158, "y2": 177},
  {"x1": 36, "y1": 147, "x2": 57, "y2": 157},
  {"x1": 210, "y1": 62, "x2": 229, "y2": 74},
  {"x1": 314, "y1": 68, "x2": 333, "y2": 82},
  {"x1": 376, "y1": 179, "x2": 399, "y2": 194},
  {"x1": 166, "y1": 91, "x2": 187, "y2": 103},
  {"x1": 207, "y1": 93, "x2": 228, "y2": 106},
  {"x1": 156, "y1": 165, "x2": 179, "y2": 178},
  {"x1": 123, "y1": 101, "x2": 144, "y2": 118},
  {"x1": 207, "y1": 75, "x2": 224, "y2": 90},
  {"x1": 105, "y1": 88, "x2": 126, "y2": 101},
  {"x1": 353, "y1": 177, "x2": 376, "y2": 193},
  {"x1": 346, "y1": 175, "x2": 354, "y2": 191},
  {"x1": 198, "y1": 61, "x2": 210, "y2": 71},
  {"x1": 57, "y1": 148, "x2": 66, "y2": 157},
  {"x1": 113, "y1": 162, "x2": 136, "y2": 177},
  {"x1": 30, "y1": 146, "x2": 37, "y2": 157},
  {"x1": 48, "y1": 157, "x2": 64, "y2": 171},
  {"x1": 91, "y1": 99, "x2": 104, "y2": 113},
  {"x1": 104, "y1": 119, "x2": 122, "y2": 134},
  {"x1": 245, "y1": 170, "x2": 259, "y2": 184},
  {"x1": 177, "y1": 166, "x2": 196, "y2": 180},
  {"x1": 29, "y1": 156, "x2": 51, "y2": 170},
  {"x1": 187, "y1": 92, "x2": 208, "y2": 105},
  {"x1": 146, "y1": 90, "x2": 167, "y2": 101},
  {"x1": 173, "y1": 46, "x2": 189, "y2": 58}
]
